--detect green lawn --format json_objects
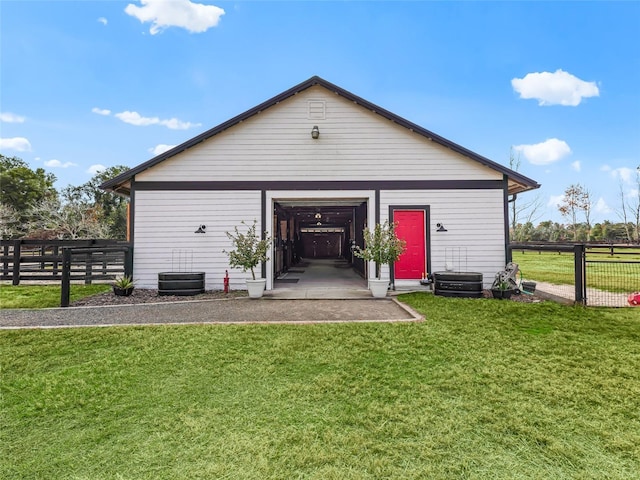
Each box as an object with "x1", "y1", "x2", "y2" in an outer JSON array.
[
  {"x1": 0, "y1": 284, "x2": 111, "y2": 309},
  {"x1": 1, "y1": 294, "x2": 639, "y2": 479},
  {"x1": 513, "y1": 250, "x2": 640, "y2": 294}
]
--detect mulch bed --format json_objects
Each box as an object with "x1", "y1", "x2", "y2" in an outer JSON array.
[
  {"x1": 71, "y1": 289, "x2": 247, "y2": 307},
  {"x1": 71, "y1": 287, "x2": 546, "y2": 308}
]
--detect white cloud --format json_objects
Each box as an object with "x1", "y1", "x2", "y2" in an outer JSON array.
[
  {"x1": 610, "y1": 167, "x2": 635, "y2": 183},
  {"x1": 44, "y1": 159, "x2": 77, "y2": 168},
  {"x1": 125, "y1": 0, "x2": 225, "y2": 35},
  {"x1": 595, "y1": 197, "x2": 612, "y2": 215},
  {"x1": 547, "y1": 194, "x2": 564, "y2": 208},
  {"x1": 114, "y1": 110, "x2": 200, "y2": 130},
  {"x1": 87, "y1": 164, "x2": 106, "y2": 174},
  {"x1": 149, "y1": 144, "x2": 176, "y2": 156},
  {"x1": 600, "y1": 164, "x2": 612, "y2": 172},
  {"x1": 0, "y1": 137, "x2": 32, "y2": 151},
  {"x1": 511, "y1": 69, "x2": 599, "y2": 106},
  {"x1": 0, "y1": 112, "x2": 26, "y2": 123},
  {"x1": 571, "y1": 161, "x2": 581, "y2": 172},
  {"x1": 92, "y1": 107, "x2": 111, "y2": 116},
  {"x1": 513, "y1": 138, "x2": 572, "y2": 166},
  {"x1": 98, "y1": 17, "x2": 108, "y2": 25}
]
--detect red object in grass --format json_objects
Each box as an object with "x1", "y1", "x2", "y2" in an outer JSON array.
[{"x1": 628, "y1": 292, "x2": 640, "y2": 306}]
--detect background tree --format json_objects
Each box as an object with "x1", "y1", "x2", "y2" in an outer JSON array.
[
  {"x1": 62, "y1": 165, "x2": 130, "y2": 239},
  {"x1": 508, "y1": 148, "x2": 544, "y2": 241},
  {"x1": 0, "y1": 203, "x2": 23, "y2": 238},
  {"x1": 616, "y1": 167, "x2": 640, "y2": 243},
  {"x1": 0, "y1": 154, "x2": 57, "y2": 232},
  {"x1": 558, "y1": 184, "x2": 590, "y2": 241},
  {"x1": 27, "y1": 198, "x2": 108, "y2": 239}
]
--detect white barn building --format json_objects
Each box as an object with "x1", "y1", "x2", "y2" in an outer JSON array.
[{"x1": 102, "y1": 76, "x2": 540, "y2": 292}]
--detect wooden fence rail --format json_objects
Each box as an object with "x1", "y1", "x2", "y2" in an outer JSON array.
[
  {"x1": 1, "y1": 239, "x2": 128, "y2": 285},
  {"x1": 60, "y1": 246, "x2": 133, "y2": 307}
]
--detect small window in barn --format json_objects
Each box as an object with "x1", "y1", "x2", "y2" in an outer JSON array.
[{"x1": 308, "y1": 100, "x2": 326, "y2": 120}]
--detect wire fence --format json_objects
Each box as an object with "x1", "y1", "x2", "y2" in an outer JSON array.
[{"x1": 509, "y1": 243, "x2": 640, "y2": 307}]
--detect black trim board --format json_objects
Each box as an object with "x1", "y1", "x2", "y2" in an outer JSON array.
[
  {"x1": 261, "y1": 190, "x2": 266, "y2": 279},
  {"x1": 133, "y1": 179, "x2": 505, "y2": 191},
  {"x1": 129, "y1": 180, "x2": 135, "y2": 245},
  {"x1": 503, "y1": 174, "x2": 510, "y2": 264},
  {"x1": 101, "y1": 76, "x2": 540, "y2": 195}
]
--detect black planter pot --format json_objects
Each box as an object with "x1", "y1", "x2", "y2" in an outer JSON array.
[
  {"x1": 491, "y1": 288, "x2": 515, "y2": 299},
  {"x1": 113, "y1": 286, "x2": 134, "y2": 297}
]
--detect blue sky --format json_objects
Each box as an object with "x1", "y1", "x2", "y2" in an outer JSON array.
[{"x1": 1, "y1": 0, "x2": 639, "y2": 224}]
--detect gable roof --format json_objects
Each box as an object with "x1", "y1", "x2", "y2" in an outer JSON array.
[{"x1": 101, "y1": 75, "x2": 540, "y2": 195}]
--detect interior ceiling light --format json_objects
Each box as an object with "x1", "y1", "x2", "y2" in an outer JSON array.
[{"x1": 315, "y1": 213, "x2": 322, "y2": 219}]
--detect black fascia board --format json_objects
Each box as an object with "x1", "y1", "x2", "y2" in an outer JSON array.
[{"x1": 100, "y1": 75, "x2": 540, "y2": 193}]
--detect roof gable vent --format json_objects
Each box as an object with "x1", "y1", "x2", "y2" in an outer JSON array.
[{"x1": 308, "y1": 100, "x2": 326, "y2": 120}]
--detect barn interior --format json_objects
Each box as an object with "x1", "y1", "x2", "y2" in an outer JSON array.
[{"x1": 272, "y1": 199, "x2": 368, "y2": 280}]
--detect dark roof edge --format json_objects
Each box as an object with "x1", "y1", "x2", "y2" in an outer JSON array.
[{"x1": 101, "y1": 75, "x2": 540, "y2": 192}]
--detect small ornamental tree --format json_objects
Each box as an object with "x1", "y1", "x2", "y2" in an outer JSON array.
[
  {"x1": 224, "y1": 220, "x2": 271, "y2": 280},
  {"x1": 353, "y1": 220, "x2": 406, "y2": 279}
]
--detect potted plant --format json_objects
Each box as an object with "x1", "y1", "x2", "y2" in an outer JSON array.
[
  {"x1": 224, "y1": 220, "x2": 272, "y2": 298},
  {"x1": 113, "y1": 275, "x2": 134, "y2": 296},
  {"x1": 491, "y1": 280, "x2": 515, "y2": 299},
  {"x1": 353, "y1": 220, "x2": 406, "y2": 298}
]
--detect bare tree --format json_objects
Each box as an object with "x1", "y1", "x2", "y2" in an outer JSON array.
[
  {"x1": 508, "y1": 148, "x2": 544, "y2": 241},
  {"x1": 632, "y1": 167, "x2": 640, "y2": 243},
  {"x1": 0, "y1": 203, "x2": 22, "y2": 238},
  {"x1": 559, "y1": 184, "x2": 590, "y2": 241},
  {"x1": 617, "y1": 180, "x2": 633, "y2": 242},
  {"x1": 616, "y1": 167, "x2": 640, "y2": 243},
  {"x1": 582, "y1": 187, "x2": 593, "y2": 239},
  {"x1": 27, "y1": 199, "x2": 108, "y2": 239}
]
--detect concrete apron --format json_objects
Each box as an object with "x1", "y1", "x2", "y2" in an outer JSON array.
[{"x1": 268, "y1": 258, "x2": 371, "y2": 299}]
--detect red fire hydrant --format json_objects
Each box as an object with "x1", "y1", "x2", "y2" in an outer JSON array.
[{"x1": 223, "y1": 270, "x2": 230, "y2": 294}]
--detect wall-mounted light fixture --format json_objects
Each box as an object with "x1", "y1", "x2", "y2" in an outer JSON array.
[
  {"x1": 436, "y1": 223, "x2": 448, "y2": 232},
  {"x1": 195, "y1": 224, "x2": 207, "y2": 234},
  {"x1": 314, "y1": 212, "x2": 322, "y2": 219},
  {"x1": 311, "y1": 125, "x2": 320, "y2": 139}
]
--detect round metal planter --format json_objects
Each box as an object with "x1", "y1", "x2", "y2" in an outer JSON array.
[
  {"x1": 158, "y1": 272, "x2": 205, "y2": 296},
  {"x1": 433, "y1": 271, "x2": 483, "y2": 298}
]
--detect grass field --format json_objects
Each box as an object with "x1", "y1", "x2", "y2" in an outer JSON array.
[
  {"x1": 2, "y1": 293, "x2": 638, "y2": 479},
  {"x1": 512, "y1": 250, "x2": 640, "y2": 294},
  {"x1": 0, "y1": 284, "x2": 111, "y2": 309}
]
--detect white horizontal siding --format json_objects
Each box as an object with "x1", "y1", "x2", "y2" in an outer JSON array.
[
  {"x1": 137, "y1": 87, "x2": 500, "y2": 183},
  {"x1": 133, "y1": 191, "x2": 262, "y2": 289},
  {"x1": 380, "y1": 189, "x2": 506, "y2": 288}
]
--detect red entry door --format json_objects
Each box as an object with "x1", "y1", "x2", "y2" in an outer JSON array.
[{"x1": 393, "y1": 210, "x2": 426, "y2": 280}]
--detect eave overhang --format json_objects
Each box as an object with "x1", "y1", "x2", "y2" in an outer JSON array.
[{"x1": 100, "y1": 76, "x2": 540, "y2": 196}]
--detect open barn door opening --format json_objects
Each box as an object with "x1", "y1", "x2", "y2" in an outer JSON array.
[{"x1": 272, "y1": 199, "x2": 368, "y2": 287}]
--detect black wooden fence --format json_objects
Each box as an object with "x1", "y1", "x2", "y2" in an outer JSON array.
[
  {"x1": 60, "y1": 245, "x2": 133, "y2": 307},
  {"x1": 1, "y1": 239, "x2": 129, "y2": 285}
]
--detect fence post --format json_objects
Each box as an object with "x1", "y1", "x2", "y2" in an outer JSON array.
[
  {"x1": 85, "y1": 252, "x2": 92, "y2": 285},
  {"x1": 2, "y1": 243, "x2": 9, "y2": 277},
  {"x1": 53, "y1": 245, "x2": 59, "y2": 276},
  {"x1": 61, "y1": 248, "x2": 72, "y2": 307},
  {"x1": 124, "y1": 246, "x2": 133, "y2": 278},
  {"x1": 574, "y1": 244, "x2": 586, "y2": 306},
  {"x1": 12, "y1": 239, "x2": 21, "y2": 286}
]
